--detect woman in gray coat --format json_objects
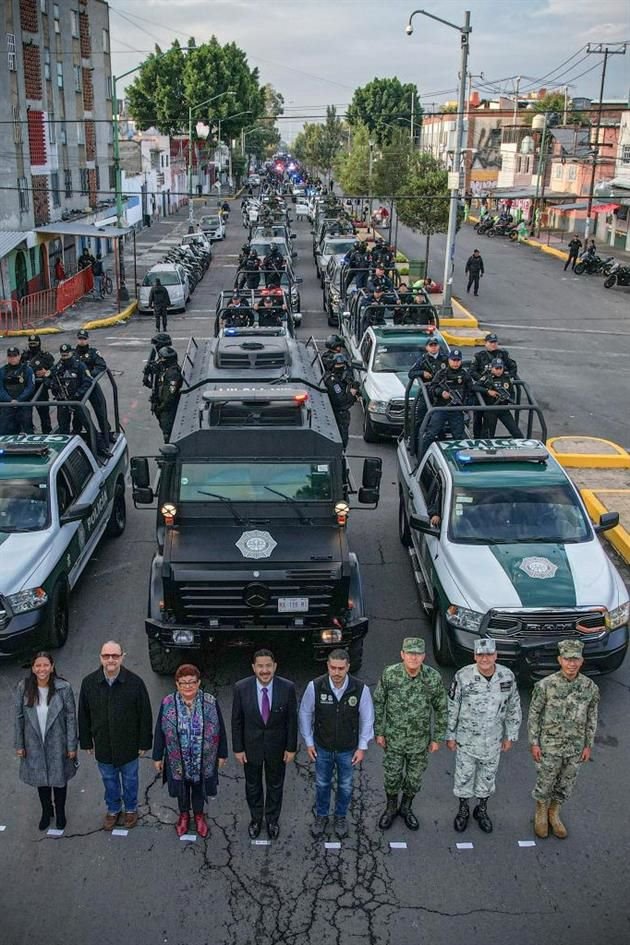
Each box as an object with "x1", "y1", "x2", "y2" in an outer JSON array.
[{"x1": 14, "y1": 652, "x2": 78, "y2": 830}]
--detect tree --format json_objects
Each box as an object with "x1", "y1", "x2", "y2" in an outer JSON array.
[
  {"x1": 372, "y1": 129, "x2": 413, "y2": 197},
  {"x1": 336, "y1": 124, "x2": 371, "y2": 195},
  {"x1": 395, "y1": 152, "x2": 450, "y2": 273},
  {"x1": 347, "y1": 77, "x2": 422, "y2": 146},
  {"x1": 244, "y1": 124, "x2": 282, "y2": 160},
  {"x1": 125, "y1": 36, "x2": 264, "y2": 139},
  {"x1": 292, "y1": 106, "x2": 345, "y2": 178},
  {"x1": 530, "y1": 91, "x2": 585, "y2": 126}
]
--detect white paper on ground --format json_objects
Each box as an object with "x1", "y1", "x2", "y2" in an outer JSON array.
[
  {"x1": 252, "y1": 839, "x2": 271, "y2": 846},
  {"x1": 180, "y1": 833, "x2": 197, "y2": 842},
  {"x1": 456, "y1": 842, "x2": 474, "y2": 849},
  {"x1": 389, "y1": 841, "x2": 408, "y2": 849},
  {"x1": 518, "y1": 840, "x2": 536, "y2": 847},
  {"x1": 0, "y1": 826, "x2": 6, "y2": 832},
  {"x1": 112, "y1": 829, "x2": 128, "y2": 837},
  {"x1": 47, "y1": 828, "x2": 64, "y2": 837},
  {"x1": 324, "y1": 841, "x2": 341, "y2": 850}
]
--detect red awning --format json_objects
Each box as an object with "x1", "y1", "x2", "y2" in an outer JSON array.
[{"x1": 591, "y1": 203, "x2": 620, "y2": 214}]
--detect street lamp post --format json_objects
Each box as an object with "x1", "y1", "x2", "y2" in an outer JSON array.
[
  {"x1": 216, "y1": 110, "x2": 251, "y2": 191},
  {"x1": 406, "y1": 8, "x2": 471, "y2": 316},
  {"x1": 188, "y1": 92, "x2": 236, "y2": 229}
]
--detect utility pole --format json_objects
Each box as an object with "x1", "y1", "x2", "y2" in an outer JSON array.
[
  {"x1": 410, "y1": 90, "x2": 415, "y2": 145},
  {"x1": 563, "y1": 86, "x2": 569, "y2": 125},
  {"x1": 583, "y1": 42, "x2": 627, "y2": 242},
  {"x1": 513, "y1": 76, "x2": 521, "y2": 125}
]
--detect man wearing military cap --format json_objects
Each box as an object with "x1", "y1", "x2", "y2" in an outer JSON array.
[
  {"x1": 373, "y1": 637, "x2": 447, "y2": 831},
  {"x1": 446, "y1": 637, "x2": 521, "y2": 833},
  {"x1": 528, "y1": 639, "x2": 599, "y2": 839}
]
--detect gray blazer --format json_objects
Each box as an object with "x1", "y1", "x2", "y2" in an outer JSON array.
[{"x1": 14, "y1": 679, "x2": 78, "y2": 788}]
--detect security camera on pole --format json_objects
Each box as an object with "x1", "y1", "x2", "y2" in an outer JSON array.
[{"x1": 405, "y1": 8, "x2": 471, "y2": 317}]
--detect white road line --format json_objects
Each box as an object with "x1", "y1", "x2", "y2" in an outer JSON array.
[
  {"x1": 507, "y1": 344, "x2": 626, "y2": 357},
  {"x1": 487, "y1": 322, "x2": 630, "y2": 337}
]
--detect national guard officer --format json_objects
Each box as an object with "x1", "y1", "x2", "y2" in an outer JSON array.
[
  {"x1": 45, "y1": 344, "x2": 91, "y2": 434},
  {"x1": 0, "y1": 346, "x2": 35, "y2": 435},
  {"x1": 373, "y1": 638, "x2": 447, "y2": 831},
  {"x1": 473, "y1": 358, "x2": 523, "y2": 438},
  {"x1": 22, "y1": 335, "x2": 54, "y2": 434},
  {"x1": 446, "y1": 638, "x2": 522, "y2": 834},
  {"x1": 528, "y1": 639, "x2": 599, "y2": 840},
  {"x1": 323, "y1": 354, "x2": 358, "y2": 449},
  {"x1": 154, "y1": 346, "x2": 182, "y2": 442},
  {"x1": 74, "y1": 330, "x2": 110, "y2": 449}
]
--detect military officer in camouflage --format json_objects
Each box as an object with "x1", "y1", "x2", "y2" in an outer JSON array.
[
  {"x1": 528, "y1": 639, "x2": 599, "y2": 840},
  {"x1": 446, "y1": 638, "x2": 522, "y2": 833},
  {"x1": 373, "y1": 637, "x2": 447, "y2": 831}
]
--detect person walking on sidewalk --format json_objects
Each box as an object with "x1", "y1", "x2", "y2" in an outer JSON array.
[
  {"x1": 78, "y1": 641, "x2": 153, "y2": 832},
  {"x1": 564, "y1": 236, "x2": 582, "y2": 271},
  {"x1": 465, "y1": 249, "x2": 484, "y2": 296},
  {"x1": 92, "y1": 254, "x2": 104, "y2": 297},
  {"x1": 148, "y1": 278, "x2": 171, "y2": 332}
]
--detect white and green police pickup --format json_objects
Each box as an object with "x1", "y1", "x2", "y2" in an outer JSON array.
[
  {"x1": 397, "y1": 438, "x2": 629, "y2": 677},
  {"x1": 0, "y1": 434, "x2": 128, "y2": 656}
]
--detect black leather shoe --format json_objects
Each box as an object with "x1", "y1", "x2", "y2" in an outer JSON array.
[
  {"x1": 266, "y1": 820, "x2": 279, "y2": 840},
  {"x1": 248, "y1": 819, "x2": 262, "y2": 839},
  {"x1": 473, "y1": 799, "x2": 493, "y2": 833}
]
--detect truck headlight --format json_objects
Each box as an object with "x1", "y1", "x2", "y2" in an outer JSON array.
[
  {"x1": 446, "y1": 605, "x2": 484, "y2": 633},
  {"x1": 606, "y1": 601, "x2": 630, "y2": 630},
  {"x1": 7, "y1": 587, "x2": 48, "y2": 615},
  {"x1": 367, "y1": 400, "x2": 388, "y2": 414},
  {"x1": 321, "y1": 628, "x2": 343, "y2": 644}
]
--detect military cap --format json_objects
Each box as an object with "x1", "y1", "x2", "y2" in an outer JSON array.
[
  {"x1": 485, "y1": 333, "x2": 498, "y2": 342},
  {"x1": 28, "y1": 334, "x2": 41, "y2": 345},
  {"x1": 59, "y1": 343, "x2": 73, "y2": 355},
  {"x1": 558, "y1": 639, "x2": 584, "y2": 659},
  {"x1": 425, "y1": 337, "x2": 440, "y2": 347},
  {"x1": 448, "y1": 348, "x2": 463, "y2": 360},
  {"x1": 490, "y1": 358, "x2": 504, "y2": 368},
  {"x1": 7, "y1": 345, "x2": 20, "y2": 356},
  {"x1": 474, "y1": 638, "x2": 497, "y2": 655},
  {"x1": 402, "y1": 637, "x2": 425, "y2": 654},
  {"x1": 77, "y1": 329, "x2": 89, "y2": 340}
]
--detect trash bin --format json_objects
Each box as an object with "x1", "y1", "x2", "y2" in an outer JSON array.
[{"x1": 408, "y1": 260, "x2": 426, "y2": 284}]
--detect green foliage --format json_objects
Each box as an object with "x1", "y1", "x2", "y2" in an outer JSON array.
[
  {"x1": 336, "y1": 124, "x2": 371, "y2": 195},
  {"x1": 293, "y1": 107, "x2": 345, "y2": 176},
  {"x1": 125, "y1": 36, "x2": 264, "y2": 138},
  {"x1": 245, "y1": 124, "x2": 282, "y2": 160},
  {"x1": 395, "y1": 152, "x2": 450, "y2": 235},
  {"x1": 347, "y1": 77, "x2": 422, "y2": 145},
  {"x1": 530, "y1": 92, "x2": 585, "y2": 126},
  {"x1": 372, "y1": 129, "x2": 413, "y2": 197}
]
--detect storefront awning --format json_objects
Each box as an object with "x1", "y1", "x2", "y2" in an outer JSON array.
[
  {"x1": 35, "y1": 222, "x2": 132, "y2": 238},
  {"x1": 552, "y1": 201, "x2": 620, "y2": 213},
  {"x1": 0, "y1": 230, "x2": 29, "y2": 259}
]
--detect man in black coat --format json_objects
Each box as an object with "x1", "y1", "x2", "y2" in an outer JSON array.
[
  {"x1": 231, "y1": 649, "x2": 298, "y2": 840},
  {"x1": 465, "y1": 249, "x2": 484, "y2": 296},
  {"x1": 78, "y1": 641, "x2": 153, "y2": 831}
]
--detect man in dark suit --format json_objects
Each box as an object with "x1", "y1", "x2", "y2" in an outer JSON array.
[{"x1": 232, "y1": 649, "x2": 298, "y2": 840}]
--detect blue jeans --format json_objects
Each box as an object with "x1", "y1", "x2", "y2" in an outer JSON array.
[
  {"x1": 97, "y1": 758, "x2": 139, "y2": 814},
  {"x1": 315, "y1": 747, "x2": 354, "y2": 817}
]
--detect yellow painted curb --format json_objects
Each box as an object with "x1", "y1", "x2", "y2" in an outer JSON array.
[
  {"x1": 2, "y1": 326, "x2": 62, "y2": 338},
  {"x1": 81, "y1": 300, "x2": 137, "y2": 331},
  {"x1": 441, "y1": 328, "x2": 487, "y2": 347},
  {"x1": 580, "y1": 488, "x2": 630, "y2": 564},
  {"x1": 547, "y1": 436, "x2": 630, "y2": 469}
]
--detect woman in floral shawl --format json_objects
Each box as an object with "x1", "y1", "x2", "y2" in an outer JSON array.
[{"x1": 153, "y1": 664, "x2": 228, "y2": 838}]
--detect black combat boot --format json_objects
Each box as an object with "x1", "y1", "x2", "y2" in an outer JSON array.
[
  {"x1": 454, "y1": 798, "x2": 470, "y2": 832},
  {"x1": 399, "y1": 795, "x2": 419, "y2": 831},
  {"x1": 378, "y1": 794, "x2": 399, "y2": 830},
  {"x1": 472, "y1": 797, "x2": 493, "y2": 833}
]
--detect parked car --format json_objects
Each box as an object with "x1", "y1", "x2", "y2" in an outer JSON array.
[
  {"x1": 138, "y1": 264, "x2": 190, "y2": 313},
  {"x1": 199, "y1": 214, "x2": 226, "y2": 241}
]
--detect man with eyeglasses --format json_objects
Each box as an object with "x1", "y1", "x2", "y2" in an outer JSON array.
[{"x1": 78, "y1": 642, "x2": 153, "y2": 831}]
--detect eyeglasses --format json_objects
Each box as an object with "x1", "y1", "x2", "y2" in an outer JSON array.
[
  {"x1": 177, "y1": 679, "x2": 199, "y2": 687},
  {"x1": 101, "y1": 653, "x2": 122, "y2": 660}
]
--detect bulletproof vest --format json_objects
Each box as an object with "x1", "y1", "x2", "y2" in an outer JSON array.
[
  {"x1": 2, "y1": 363, "x2": 30, "y2": 395},
  {"x1": 55, "y1": 358, "x2": 85, "y2": 396},
  {"x1": 313, "y1": 674, "x2": 364, "y2": 752},
  {"x1": 421, "y1": 354, "x2": 447, "y2": 377}
]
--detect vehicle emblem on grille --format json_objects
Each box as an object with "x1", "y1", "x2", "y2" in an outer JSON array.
[
  {"x1": 244, "y1": 583, "x2": 270, "y2": 609},
  {"x1": 236, "y1": 530, "x2": 277, "y2": 559},
  {"x1": 518, "y1": 556, "x2": 558, "y2": 580}
]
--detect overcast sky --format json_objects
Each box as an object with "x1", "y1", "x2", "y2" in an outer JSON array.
[{"x1": 110, "y1": 0, "x2": 630, "y2": 142}]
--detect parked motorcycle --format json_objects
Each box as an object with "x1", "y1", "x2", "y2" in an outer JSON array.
[
  {"x1": 574, "y1": 253, "x2": 615, "y2": 275},
  {"x1": 603, "y1": 262, "x2": 630, "y2": 288}
]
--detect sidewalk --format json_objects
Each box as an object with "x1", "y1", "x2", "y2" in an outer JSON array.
[{"x1": 467, "y1": 215, "x2": 630, "y2": 265}]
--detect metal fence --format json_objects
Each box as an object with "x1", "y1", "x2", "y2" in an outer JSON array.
[{"x1": 0, "y1": 267, "x2": 95, "y2": 333}]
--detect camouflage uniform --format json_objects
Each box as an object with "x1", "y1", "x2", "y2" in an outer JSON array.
[
  {"x1": 446, "y1": 663, "x2": 522, "y2": 798},
  {"x1": 528, "y1": 671, "x2": 599, "y2": 803},
  {"x1": 373, "y1": 662, "x2": 447, "y2": 796}
]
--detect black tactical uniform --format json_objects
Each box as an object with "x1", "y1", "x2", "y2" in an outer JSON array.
[
  {"x1": 0, "y1": 348, "x2": 35, "y2": 435},
  {"x1": 143, "y1": 332, "x2": 172, "y2": 398},
  {"x1": 262, "y1": 249, "x2": 285, "y2": 288},
  {"x1": 420, "y1": 353, "x2": 473, "y2": 456},
  {"x1": 155, "y1": 347, "x2": 182, "y2": 442},
  {"x1": 74, "y1": 331, "x2": 110, "y2": 446},
  {"x1": 473, "y1": 365, "x2": 522, "y2": 438},
  {"x1": 321, "y1": 335, "x2": 347, "y2": 373},
  {"x1": 22, "y1": 335, "x2": 54, "y2": 433},
  {"x1": 408, "y1": 344, "x2": 447, "y2": 451},
  {"x1": 222, "y1": 299, "x2": 254, "y2": 328},
  {"x1": 46, "y1": 345, "x2": 91, "y2": 434},
  {"x1": 323, "y1": 356, "x2": 358, "y2": 448},
  {"x1": 148, "y1": 280, "x2": 171, "y2": 331},
  {"x1": 237, "y1": 254, "x2": 261, "y2": 291},
  {"x1": 470, "y1": 343, "x2": 517, "y2": 380}
]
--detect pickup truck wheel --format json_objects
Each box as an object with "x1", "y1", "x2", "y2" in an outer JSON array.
[
  {"x1": 432, "y1": 608, "x2": 454, "y2": 666},
  {"x1": 148, "y1": 638, "x2": 186, "y2": 675},
  {"x1": 363, "y1": 409, "x2": 380, "y2": 443},
  {"x1": 106, "y1": 480, "x2": 126, "y2": 537},
  {"x1": 398, "y1": 494, "x2": 412, "y2": 547},
  {"x1": 348, "y1": 638, "x2": 363, "y2": 672},
  {"x1": 46, "y1": 580, "x2": 70, "y2": 649}
]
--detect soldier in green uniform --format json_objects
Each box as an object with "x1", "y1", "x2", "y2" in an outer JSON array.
[
  {"x1": 528, "y1": 639, "x2": 600, "y2": 839},
  {"x1": 373, "y1": 637, "x2": 447, "y2": 831},
  {"x1": 446, "y1": 638, "x2": 522, "y2": 834}
]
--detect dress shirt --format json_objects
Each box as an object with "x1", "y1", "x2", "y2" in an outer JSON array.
[
  {"x1": 299, "y1": 677, "x2": 374, "y2": 750},
  {"x1": 255, "y1": 679, "x2": 274, "y2": 719}
]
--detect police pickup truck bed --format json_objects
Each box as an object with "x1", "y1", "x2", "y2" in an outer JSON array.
[
  {"x1": 0, "y1": 433, "x2": 128, "y2": 656},
  {"x1": 397, "y1": 437, "x2": 629, "y2": 678}
]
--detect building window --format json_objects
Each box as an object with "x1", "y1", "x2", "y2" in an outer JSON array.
[
  {"x1": 13, "y1": 105, "x2": 22, "y2": 144},
  {"x1": 553, "y1": 164, "x2": 563, "y2": 179},
  {"x1": 567, "y1": 164, "x2": 577, "y2": 181},
  {"x1": 73, "y1": 64, "x2": 81, "y2": 92},
  {"x1": 7, "y1": 33, "x2": 16, "y2": 71},
  {"x1": 48, "y1": 112, "x2": 56, "y2": 144},
  {"x1": 44, "y1": 48, "x2": 50, "y2": 80},
  {"x1": 64, "y1": 168, "x2": 72, "y2": 197},
  {"x1": 56, "y1": 62, "x2": 63, "y2": 88},
  {"x1": 80, "y1": 168, "x2": 89, "y2": 195},
  {"x1": 60, "y1": 126, "x2": 66, "y2": 145},
  {"x1": 77, "y1": 121, "x2": 84, "y2": 144},
  {"x1": 106, "y1": 75, "x2": 112, "y2": 99},
  {"x1": 53, "y1": 4, "x2": 60, "y2": 32},
  {"x1": 109, "y1": 165, "x2": 116, "y2": 189},
  {"x1": 621, "y1": 145, "x2": 630, "y2": 165},
  {"x1": 40, "y1": 0, "x2": 47, "y2": 12},
  {"x1": 18, "y1": 177, "x2": 29, "y2": 212},
  {"x1": 71, "y1": 11, "x2": 79, "y2": 38},
  {"x1": 102, "y1": 29, "x2": 109, "y2": 53},
  {"x1": 51, "y1": 171, "x2": 61, "y2": 208}
]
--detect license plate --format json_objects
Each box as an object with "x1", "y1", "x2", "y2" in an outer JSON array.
[{"x1": 278, "y1": 597, "x2": 309, "y2": 613}]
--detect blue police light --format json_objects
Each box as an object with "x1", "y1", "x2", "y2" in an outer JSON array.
[
  {"x1": 225, "y1": 327, "x2": 238, "y2": 335},
  {"x1": 455, "y1": 451, "x2": 473, "y2": 463}
]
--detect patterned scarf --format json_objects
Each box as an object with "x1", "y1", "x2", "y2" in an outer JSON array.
[
  {"x1": 160, "y1": 691, "x2": 220, "y2": 782},
  {"x1": 175, "y1": 691, "x2": 204, "y2": 782}
]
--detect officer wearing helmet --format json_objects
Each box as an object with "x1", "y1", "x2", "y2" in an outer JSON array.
[
  {"x1": 0, "y1": 345, "x2": 35, "y2": 435},
  {"x1": 237, "y1": 250, "x2": 261, "y2": 291},
  {"x1": 22, "y1": 334, "x2": 54, "y2": 434},
  {"x1": 44, "y1": 343, "x2": 91, "y2": 434},
  {"x1": 238, "y1": 244, "x2": 251, "y2": 268},
  {"x1": 74, "y1": 330, "x2": 110, "y2": 448},
  {"x1": 154, "y1": 346, "x2": 182, "y2": 442},
  {"x1": 262, "y1": 245, "x2": 285, "y2": 288},
  {"x1": 143, "y1": 332, "x2": 172, "y2": 393},
  {"x1": 323, "y1": 354, "x2": 358, "y2": 448},
  {"x1": 321, "y1": 335, "x2": 347, "y2": 372}
]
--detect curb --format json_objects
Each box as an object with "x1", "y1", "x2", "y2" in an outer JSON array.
[
  {"x1": 441, "y1": 328, "x2": 487, "y2": 347},
  {"x1": 580, "y1": 489, "x2": 630, "y2": 564},
  {"x1": 547, "y1": 436, "x2": 630, "y2": 469},
  {"x1": 81, "y1": 300, "x2": 137, "y2": 331},
  {"x1": 1, "y1": 325, "x2": 62, "y2": 338}
]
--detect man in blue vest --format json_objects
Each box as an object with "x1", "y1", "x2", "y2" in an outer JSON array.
[{"x1": 299, "y1": 648, "x2": 374, "y2": 840}]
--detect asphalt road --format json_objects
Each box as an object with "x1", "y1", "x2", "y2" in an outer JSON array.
[{"x1": 0, "y1": 204, "x2": 628, "y2": 945}]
